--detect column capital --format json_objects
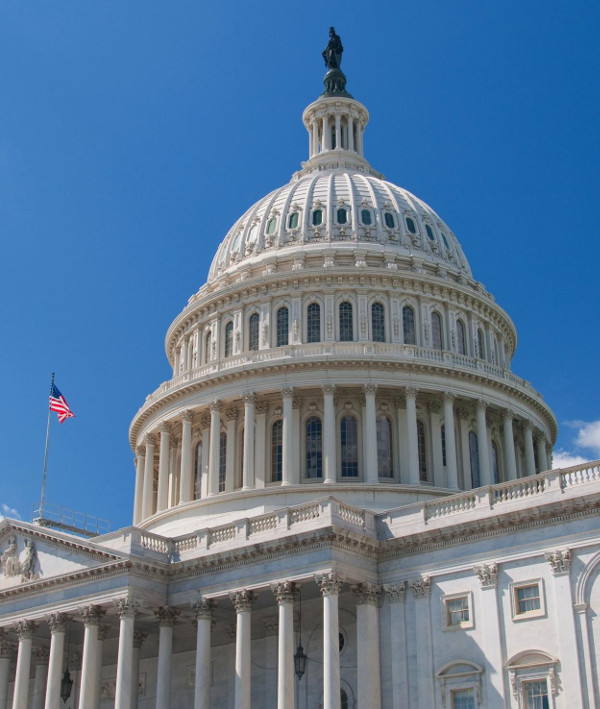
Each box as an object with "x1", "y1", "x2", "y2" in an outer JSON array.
[
  {"x1": 225, "y1": 407, "x2": 239, "y2": 422},
  {"x1": 199, "y1": 413, "x2": 211, "y2": 430},
  {"x1": 363, "y1": 384, "x2": 377, "y2": 397},
  {"x1": 409, "y1": 577, "x2": 431, "y2": 599},
  {"x1": 522, "y1": 418, "x2": 533, "y2": 432},
  {"x1": 315, "y1": 572, "x2": 344, "y2": 596},
  {"x1": 191, "y1": 598, "x2": 216, "y2": 621},
  {"x1": 144, "y1": 433, "x2": 156, "y2": 447},
  {"x1": 15, "y1": 619, "x2": 36, "y2": 640},
  {"x1": 0, "y1": 628, "x2": 13, "y2": 657},
  {"x1": 428, "y1": 400, "x2": 441, "y2": 414},
  {"x1": 242, "y1": 391, "x2": 256, "y2": 404},
  {"x1": 476, "y1": 399, "x2": 487, "y2": 412},
  {"x1": 442, "y1": 391, "x2": 456, "y2": 405},
  {"x1": 255, "y1": 400, "x2": 269, "y2": 415},
  {"x1": 114, "y1": 596, "x2": 140, "y2": 619},
  {"x1": 404, "y1": 386, "x2": 418, "y2": 401},
  {"x1": 159, "y1": 421, "x2": 172, "y2": 435},
  {"x1": 81, "y1": 605, "x2": 106, "y2": 626},
  {"x1": 351, "y1": 582, "x2": 382, "y2": 606},
  {"x1": 47, "y1": 612, "x2": 69, "y2": 634},
  {"x1": 281, "y1": 387, "x2": 295, "y2": 400},
  {"x1": 545, "y1": 549, "x2": 571, "y2": 575},
  {"x1": 271, "y1": 580, "x2": 300, "y2": 604},
  {"x1": 209, "y1": 400, "x2": 222, "y2": 414},
  {"x1": 473, "y1": 563, "x2": 498, "y2": 588},
  {"x1": 322, "y1": 384, "x2": 336, "y2": 396},
  {"x1": 154, "y1": 606, "x2": 180, "y2": 627},
  {"x1": 230, "y1": 589, "x2": 257, "y2": 613},
  {"x1": 135, "y1": 447, "x2": 144, "y2": 458},
  {"x1": 133, "y1": 630, "x2": 147, "y2": 649},
  {"x1": 503, "y1": 408, "x2": 514, "y2": 421},
  {"x1": 383, "y1": 582, "x2": 406, "y2": 604},
  {"x1": 456, "y1": 406, "x2": 471, "y2": 420},
  {"x1": 183, "y1": 409, "x2": 194, "y2": 424}
]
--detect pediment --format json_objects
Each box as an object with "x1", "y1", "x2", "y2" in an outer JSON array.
[{"x1": 0, "y1": 521, "x2": 124, "y2": 591}]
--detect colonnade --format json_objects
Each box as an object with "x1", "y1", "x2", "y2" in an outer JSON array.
[
  {"x1": 133, "y1": 385, "x2": 552, "y2": 524},
  {"x1": 0, "y1": 575, "x2": 379, "y2": 709}
]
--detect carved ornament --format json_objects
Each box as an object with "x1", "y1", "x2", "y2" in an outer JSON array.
[
  {"x1": 383, "y1": 582, "x2": 406, "y2": 604},
  {"x1": 545, "y1": 549, "x2": 571, "y2": 575},
  {"x1": 351, "y1": 582, "x2": 381, "y2": 606},
  {"x1": 230, "y1": 589, "x2": 257, "y2": 613},
  {"x1": 473, "y1": 563, "x2": 498, "y2": 588},
  {"x1": 315, "y1": 572, "x2": 344, "y2": 596}
]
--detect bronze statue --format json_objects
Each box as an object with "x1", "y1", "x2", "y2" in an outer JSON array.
[{"x1": 322, "y1": 27, "x2": 343, "y2": 70}]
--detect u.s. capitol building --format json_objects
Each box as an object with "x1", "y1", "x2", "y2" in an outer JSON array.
[{"x1": 1, "y1": 31, "x2": 599, "y2": 709}]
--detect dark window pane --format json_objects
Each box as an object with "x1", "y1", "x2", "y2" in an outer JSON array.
[
  {"x1": 312, "y1": 209, "x2": 322, "y2": 226},
  {"x1": 431, "y1": 312, "x2": 443, "y2": 350},
  {"x1": 426, "y1": 224, "x2": 435, "y2": 240},
  {"x1": 305, "y1": 416, "x2": 323, "y2": 478},
  {"x1": 266, "y1": 217, "x2": 277, "y2": 235},
  {"x1": 361, "y1": 209, "x2": 372, "y2": 225},
  {"x1": 219, "y1": 433, "x2": 227, "y2": 492},
  {"x1": 337, "y1": 208, "x2": 347, "y2": 225},
  {"x1": 248, "y1": 313, "x2": 259, "y2": 351},
  {"x1": 469, "y1": 431, "x2": 480, "y2": 488},
  {"x1": 224, "y1": 322, "x2": 233, "y2": 358},
  {"x1": 341, "y1": 415, "x2": 359, "y2": 477},
  {"x1": 339, "y1": 301, "x2": 353, "y2": 341},
  {"x1": 307, "y1": 303, "x2": 321, "y2": 343},
  {"x1": 417, "y1": 420, "x2": 427, "y2": 481},
  {"x1": 457, "y1": 320, "x2": 466, "y2": 355},
  {"x1": 377, "y1": 416, "x2": 393, "y2": 477},
  {"x1": 277, "y1": 307, "x2": 289, "y2": 347},
  {"x1": 372, "y1": 302, "x2": 385, "y2": 342},
  {"x1": 384, "y1": 212, "x2": 395, "y2": 228},
  {"x1": 406, "y1": 217, "x2": 416, "y2": 234},
  {"x1": 403, "y1": 306, "x2": 416, "y2": 345},
  {"x1": 288, "y1": 212, "x2": 299, "y2": 229},
  {"x1": 271, "y1": 420, "x2": 283, "y2": 482}
]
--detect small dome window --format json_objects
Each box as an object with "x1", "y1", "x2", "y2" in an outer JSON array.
[
  {"x1": 426, "y1": 225, "x2": 435, "y2": 240},
  {"x1": 337, "y1": 208, "x2": 347, "y2": 225},
  {"x1": 231, "y1": 231, "x2": 242, "y2": 250},
  {"x1": 266, "y1": 217, "x2": 277, "y2": 235},
  {"x1": 312, "y1": 209, "x2": 323, "y2": 226},
  {"x1": 441, "y1": 233, "x2": 449, "y2": 248},
  {"x1": 361, "y1": 209, "x2": 372, "y2": 226},
  {"x1": 406, "y1": 217, "x2": 417, "y2": 234},
  {"x1": 384, "y1": 212, "x2": 395, "y2": 228},
  {"x1": 248, "y1": 225, "x2": 258, "y2": 243},
  {"x1": 288, "y1": 212, "x2": 299, "y2": 229}
]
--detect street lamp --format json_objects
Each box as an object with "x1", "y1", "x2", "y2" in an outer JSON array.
[{"x1": 294, "y1": 589, "x2": 307, "y2": 680}]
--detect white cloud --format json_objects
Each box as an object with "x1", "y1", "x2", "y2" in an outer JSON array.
[
  {"x1": 553, "y1": 419, "x2": 600, "y2": 469},
  {"x1": 552, "y1": 449, "x2": 589, "y2": 469},
  {"x1": 574, "y1": 420, "x2": 600, "y2": 457},
  {"x1": 0, "y1": 503, "x2": 21, "y2": 521}
]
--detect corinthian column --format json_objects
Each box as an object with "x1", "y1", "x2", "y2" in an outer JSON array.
[
  {"x1": 442, "y1": 393, "x2": 458, "y2": 488},
  {"x1": 271, "y1": 582, "x2": 299, "y2": 709},
  {"x1": 155, "y1": 607, "x2": 179, "y2": 709},
  {"x1": 352, "y1": 583, "x2": 382, "y2": 709},
  {"x1": 208, "y1": 401, "x2": 222, "y2": 495},
  {"x1": 523, "y1": 420, "x2": 536, "y2": 476},
  {"x1": 12, "y1": 620, "x2": 36, "y2": 709},
  {"x1": 405, "y1": 387, "x2": 420, "y2": 484},
  {"x1": 180, "y1": 410, "x2": 194, "y2": 502},
  {"x1": 79, "y1": 605, "x2": 106, "y2": 709},
  {"x1": 536, "y1": 433, "x2": 549, "y2": 472},
  {"x1": 281, "y1": 388, "x2": 294, "y2": 486},
  {"x1": 242, "y1": 393, "x2": 255, "y2": 490},
  {"x1": 192, "y1": 599, "x2": 215, "y2": 709},
  {"x1": 133, "y1": 450, "x2": 144, "y2": 525},
  {"x1": 157, "y1": 423, "x2": 171, "y2": 511},
  {"x1": 476, "y1": 400, "x2": 491, "y2": 486},
  {"x1": 364, "y1": 385, "x2": 378, "y2": 484},
  {"x1": 322, "y1": 385, "x2": 337, "y2": 484},
  {"x1": 45, "y1": 614, "x2": 68, "y2": 709},
  {"x1": 142, "y1": 434, "x2": 156, "y2": 520},
  {"x1": 230, "y1": 590, "x2": 256, "y2": 709},
  {"x1": 130, "y1": 630, "x2": 146, "y2": 709},
  {"x1": 315, "y1": 573, "x2": 344, "y2": 709},
  {"x1": 502, "y1": 410, "x2": 517, "y2": 480},
  {"x1": 32, "y1": 647, "x2": 49, "y2": 709},
  {"x1": 114, "y1": 598, "x2": 139, "y2": 709},
  {"x1": 0, "y1": 629, "x2": 12, "y2": 709}
]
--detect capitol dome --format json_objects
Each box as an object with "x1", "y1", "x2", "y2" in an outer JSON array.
[{"x1": 129, "y1": 48, "x2": 556, "y2": 537}]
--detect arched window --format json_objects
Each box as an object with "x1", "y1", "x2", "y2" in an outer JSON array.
[
  {"x1": 361, "y1": 209, "x2": 372, "y2": 225},
  {"x1": 403, "y1": 306, "x2": 416, "y2": 345},
  {"x1": 219, "y1": 432, "x2": 227, "y2": 492},
  {"x1": 288, "y1": 212, "x2": 299, "y2": 229},
  {"x1": 469, "y1": 431, "x2": 480, "y2": 488},
  {"x1": 224, "y1": 322, "x2": 233, "y2": 358},
  {"x1": 271, "y1": 420, "x2": 283, "y2": 482},
  {"x1": 305, "y1": 416, "x2": 323, "y2": 478},
  {"x1": 339, "y1": 301, "x2": 353, "y2": 341},
  {"x1": 384, "y1": 212, "x2": 395, "y2": 228},
  {"x1": 441, "y1": 425, "x2": 447, "y2": 467},
  {"x1": 340, "y1": 415, "x2": 359, "y2": 477},
  {"x1": 426, "y1": 224, "x2": 435, "y2": 240},
  {"x1": 417, "y1": 420, "x2": 428, "y2": 481},
  {"x1": 340, "y1": 689, "x2": 349, "y2": 709},
  {"x1": 431, "y1": 312, "x2": 443, "y2": 350},
  {"x1": 337, "y1": 208, "x2": 347, "y2": 225},
  {"x1": 456, "y1": 319, "x2": 467, "y2": 355},
  {"x1": 276, "y1": 307, "x2": 289, "y2": 347},
  {"x1": 204, "y1": 331, "x2": 212, "y2": 363},
  {"x1": 307, "y1": 303, "x2": 321, "y2": 343},
  {"x1": 194, "y1": 441, "x2": 202, "y2": 499},
  {"x1": 492, "y1": 440, "x2": 500, "y2": 484},
  {"x1": 406, "y1": 217, "x2": 417, "y2": 234},
  {"x1": 477, "y1": 328, "x2": 485, "y2": 360},
  {"x1": 266, "y1": 217, "x2": 277, "y2": 235},
  {"x1": 377, "y1": 416, "x2": 393, "y2": 478},
  {"x1": 312, "y1": 209, "x2": 322, "y2": 226},
  {"x1": 371, "y1": 302, "x2": 385, "y2": 342},
  {"x1": 248, "y1": 313, "x2": 259, "y2": 351},
  {"x1": 441, "y1": 233, "x2": 450, "y2": 248}
]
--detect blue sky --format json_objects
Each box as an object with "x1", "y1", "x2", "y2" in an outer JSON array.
[{"x1": 1, "y1": 1, "x2": 598, "y2": 531}]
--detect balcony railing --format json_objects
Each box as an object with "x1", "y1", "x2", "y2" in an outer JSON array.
[{"x1": 32, "y1": 502, "x2": 111, "y2": 537}]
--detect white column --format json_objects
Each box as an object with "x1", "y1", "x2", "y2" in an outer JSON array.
[
  {"x1": 523, "y1": 421, "x2": 536, "y2": 477},
  {"x1": 348, "y1": 116, "x2": 354, "y2": 152},
  {"x1": 141, "y1": 434, "x2": 156, "y2": 520},
  {"x1": 79, "y1": 606, "x2": 105, "y2": 709},
  {"x1": 405, "y1": 387, "x2": 420, "y2": 485},
  {"x1": 133, "y1": 450, "x2": 144, "y2": 525},
  {"x1": 383, "y1": 585, "x2": 408, "y2": 709},
  {"x1": 409, "y1": 579, "x2": 434, "y2": 706},
  {"x1": 473, "y1": 567, "x2": 504, "y2": 708},
  {"x1": 44, "y1": 614, "x2": 67, "y2": 709},
  {"x1": 443, "y1": 393, "x2": 459, "y2": 488},
  {"x1": 114, "y1": 598, "x2": 139, "y2": 709},
  {"x1": 323, "y1": 386, "x2": 337, "y2": 484},
  {"x1": 536, "y1": 433, "x2": 549, "y2": 472},
  {"x1": 225, "y1": 408, "x2": 238, "y2": 493},
  {"x1": 430, "y1": 402, "x2": 445, "y2": 487},
  {"x1": 502, "y1": 411, "x2": 517, "y2": 481},
  {"x1": 180, "y1": 410, "x2": 194, "y2": 502},
  {"x1": 157, "y1": 424, "x2": 170, "y2": 512},
  {"x1": 334, "y1": 113, "x2": 341, "y2": 149},
  {"x1": 352, "y1": 584, "x2": 382, "y2": 709},
  {"x1": 281, "y1": 388, "x2": 294, "y2": 486},
  {"x1": 311, "y1": 120, "x2": 318, "y2": 157},
  {"x1": 323, "y1": 114, "x2": 330, "y2": 150},
  {"x1": 231, "y1": 591, "x2": 256, "y2": 709},
  {"x1": 364, "y1": 385, "x2": 378, "y2": 484},
  {"x1": 262, "y1": 617, "x2": 278, "y2": 709},
  {"x1": 292, "y1": 397, "x2": 301, "y2": 484},
  {"x1": 0, "y1": 629, "x2": 11, "y2": 709},
  {"x1": 200, "y1": 415, "x2": 211, "y2": 498},
  {"x1": 395, "y1": 399, "x2": 408, "y2": 483},
  {"x1": 155, "y1": 607, "x2": 178, "y2": 709},
  {"x1": 32, "y1": 648, "x2": 49, "y2": 709},
  {"x1": 272, "y1": 582, "x2": 298, "y2": 709},
  {"x1": 242, "y1": 393, "x2": 255, "y2": 490},
  {"x1": 208, "y1": 401, "x2": 221, "y2": 495},
  {"x1": 192, "y1": 599, "x2": 215, "y2": 709},
  {"x1": 254, "y1": 402, "x2": 267, "y2": 488},
  {"x1": 476, "y1": 400, "x2": 491, "y2": 486},
  {"x1": 12, "y1": 620, "x2": 36, "y2": 709},
  {"x1": 315, "y1": 573, "x2": 344, "y2": 709},
  {"x1": 130, "y1": 631, "x2": 146, "y2": 709}
]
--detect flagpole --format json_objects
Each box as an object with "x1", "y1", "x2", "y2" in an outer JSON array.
[{"x1": 39, "y1": 372, "x2": 55, "y2": 521}]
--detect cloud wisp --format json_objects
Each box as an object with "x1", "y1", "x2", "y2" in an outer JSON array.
[
  {"x1": 554, "y1": 419, "x2": 600, "y2": 468},
  {"x1": 0, "y1": 503, "x2": 22, "y2": 522}
]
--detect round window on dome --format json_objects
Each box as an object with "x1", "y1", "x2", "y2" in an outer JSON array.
[
  {"x1": 361, "y1": 209, "x2": 372, "y2": 226},
  {"x1": 312, "y1": 209, "x2": 323, "y2": 226},
  {"x1": 266, "y1": 217, "x2": 277, "y2": 235},
  {"x1": 426, "y1": 225, "x2": 435, "y2": 240},
  {"x1": 384, "y1": 212, "x2": 395, "y2": 228},
  {"x1": 406, "y1": 217, "x2": 417, "y2": 234},
  {"x1": 337, "y1": 208, "x2": 347, "y2": 225},
  {"x1": 288, "y1": 212, "x2": 299, "y2": 229}
]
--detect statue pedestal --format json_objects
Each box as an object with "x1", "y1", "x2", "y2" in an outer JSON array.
[{"x1": 322, "y1": 68, "x2": 352, "y2": 97}]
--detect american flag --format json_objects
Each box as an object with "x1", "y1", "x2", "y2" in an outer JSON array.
[{"x1": 49, "y1": 383, "x2": 75, "y2": 423}]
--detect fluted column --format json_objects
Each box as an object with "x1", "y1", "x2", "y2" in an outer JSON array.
[
  {"x1": 0, "y1": 629, "x2": 12, "y2": 709},
  {"x1": 409, "y1": 578, "x2": 434, "y2": 705},
  {"x1": 352, "y1": 583, "x2": 382, "y2": 709},
  {"x1": 523, "y1": 421, "x2": 536, "y2": 477},
  {"x1": 208, "y1": 401, "x2": 222, "y2": 495},
  {"x1": 141, "y1": 434, "x2": 156, "y2": 520},
  {"x1": 348, "y1": 116, "x2": 354, "y2": 152},
  {"x1": 281, "y1": 388, "x2": 294, "y2": 486},
  {"x1": 442, "y1": 393, "x2": 459, "y2": 488},
  {"x1": 383, "y1": 584, "x2": 408, "y2": 709},
  {"x1": 272, "y1": 582, "x2": 299, "y2": 709},
  {"x1": 180, "y1": 410, "x2": 194, "y2": 502},
  {"x1": 536, "y1": 433, "x2": 549, "y2": 472},
  {"x1": 502, "y1": 410, "x2": 517, "y2": 481},
  {"x1": 155, "y1": 607, "x2": 179, "y2": 709},
  {"x1": 79, "y1": 606, "x2": 106, "y2": 709},
  {"x1": 114, "y1": 598, "x2": 139, "y2": 709},
  {"x1": 32, "y1": 647, "x2": 49, "y2": 709},
  {"x1": 476, "y1": 401, "x2": 491, "y2": 486},
  {"x1": 315, "y1": 573, "x2": 344, "y2": 709},
  {"x1": 231, "y1": 590, "x2": 256, "y2": 709},
  {"x1": 12, "y1": 620, "x2": 36, "y2": 709},
  {"x1": 242, "y1": 393, "x2": 255, "y2": 490},
  {"x1": 225, "y1": 408, "x2": 238, "y2": 493},
  {"x1": 133, "y1": 450, "x2": 144, "y2": 525},
  {"x1": 323, "y1": 385, "x2": 337, "y2": 484},
  {"x1": 44, "y1": 614, "x2": 67, "y2": 709},
  {"x1": 130, "y1": 631, "x2": 146, "y2": 709},
  {"x1": 157, "y1": 423, "x2": 170, "y2": 511},
  {"x1": 364, "y1": 386, "x2": 378, "y2": 483},
  {"x1": 192, "y1": 599, "x2": 215, "y2": 709},
  {"x1": 405, "y1": 388, "x2": 420, "y2": 484}
]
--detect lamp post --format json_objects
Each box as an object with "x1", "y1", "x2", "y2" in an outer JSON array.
[
  {"x1": 60, "y1": 623, "x2": 73, "y2": 705},
  {"x1": 294, "y1": 589, "x2": 307, "y2": 680}
]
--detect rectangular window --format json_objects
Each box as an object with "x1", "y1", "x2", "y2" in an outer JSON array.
[
  {"x1": 218, "y1": 433, "x2": 227, "y2": 493},
  {"x1": 452, "y1": 689, "x2": 475, "y2": 709},
  {"x1": 522, "y1": 679, "x2": 549, "y2": 709},
  {"x1": 447, "y1": 596, "x2": 470, "y2": 626},
  {"x1": 516, "y1": 584, "x2": 541, "y2": 614}
]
